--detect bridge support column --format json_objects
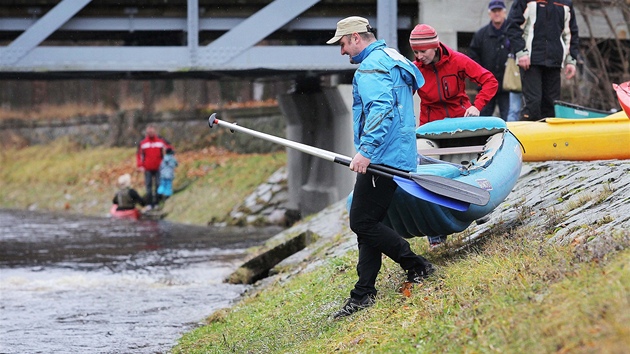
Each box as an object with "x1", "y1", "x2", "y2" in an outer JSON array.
[{"x1": 278, "y1": 79, "x2": 355, "y2": 217}]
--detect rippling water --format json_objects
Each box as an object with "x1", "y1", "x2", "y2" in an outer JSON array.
[{"x1": 0, "y1": 209, "x2": 282, "y2": 353}]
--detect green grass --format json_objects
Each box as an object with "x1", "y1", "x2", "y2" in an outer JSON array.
[
  {"x1": 173, "y1": 229, "x2": 629, "y2": 353},
  {"x1": 0, "y1": 138, "x2": 132, "y2": 214},
  {"x1": 4, "y1": 139, "x2": 629, "y2": 352},
  {"x1": 0, "y1": 138, "x2": 287, "y2": 225},
  {"x1": 165, "y1": 152, "x2": 286, "y2": 225}
]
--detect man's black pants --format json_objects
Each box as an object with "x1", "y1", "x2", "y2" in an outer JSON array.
[
  {"x1": 144, "y1": 170, "x2": 160, "y2": 207},
  {"x1": 348, "y1": 172, "x2": 428, "y2": 299},
  {"x1": 520, "y1": 65, "x2": 561, "y2": 121}
]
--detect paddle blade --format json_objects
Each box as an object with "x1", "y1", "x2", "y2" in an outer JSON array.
[
  {"x1": 393, "y1": 176, "x2": 469, "y2": 211},
  {"x1": 207, "y1": 113, "x2": 217, "y2": 127},
  {"x1": 410, "y1": 174, "x2": 490, "y2": 206}
]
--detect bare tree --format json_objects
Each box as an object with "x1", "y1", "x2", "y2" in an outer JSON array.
[{"x1": 571, "y1": 0, "x2": 630, "y2": 111}]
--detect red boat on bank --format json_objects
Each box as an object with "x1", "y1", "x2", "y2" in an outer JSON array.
[{"x1": 109, "y1": 205, "x2": 141, "y2": 220}]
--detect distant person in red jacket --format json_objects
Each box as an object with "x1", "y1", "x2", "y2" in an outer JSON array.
[
  {"x1": 136, "y1": 124, "x2": 171, "y2": 209},
  {"x1": 409, "y1": 24, "x2": 498, "y2": 125}
]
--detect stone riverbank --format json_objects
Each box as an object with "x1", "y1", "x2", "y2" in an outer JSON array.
[{"x1": 236, "y1": 160, "x2": 630, "y2": 287}]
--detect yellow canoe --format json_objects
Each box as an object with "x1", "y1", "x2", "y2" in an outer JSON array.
[{"x1": 507, "y1": 111, "x2": 630, "y2": 161}]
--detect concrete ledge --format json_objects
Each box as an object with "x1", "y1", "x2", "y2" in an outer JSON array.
[{"x1": 225, "y1": 230, "x2": 318, "y2": 285}]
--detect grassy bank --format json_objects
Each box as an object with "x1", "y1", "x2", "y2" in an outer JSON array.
[
  {"x1": 171, "y1": 160, "x2": 630, "y2": 353},
  {"x1": 0, "y1": 138, "x2": 286, "y2": 225},
  {"x1": 3, "y1": 140, "x2": 629, "y2": 353},
  {"x1": 173, "y1": 225, "x2": 629, "y2": 353}
]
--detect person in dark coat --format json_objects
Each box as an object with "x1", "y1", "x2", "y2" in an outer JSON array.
[
  {"x1": 506, "y1": 0, "x2": 579, "y2": 121},
  {"x1": 112, "y1": 174, "x2": 145, "y2": 211},
  {"x1": 468, "y1": 0, "x2": 512, "y2": 120}
]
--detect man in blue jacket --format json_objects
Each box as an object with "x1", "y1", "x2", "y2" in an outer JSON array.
[
  {"x1": 326, "y1": 16, "x2": 435, "y2": 319},
  {"x1": 507, "y1": 0, "x2": 579, "y2": 121}
]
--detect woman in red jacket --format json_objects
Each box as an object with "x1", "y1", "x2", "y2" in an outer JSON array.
[{"x1": 409, "y1": 24, "x2": 498, "y2": 126}]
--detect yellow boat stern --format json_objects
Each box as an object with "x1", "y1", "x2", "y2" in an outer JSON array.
[{"x1": 507, "y1": 112, "x2": 630, "y2": 161}]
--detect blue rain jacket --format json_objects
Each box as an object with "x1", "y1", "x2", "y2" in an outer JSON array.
[
  {"x1": 159, "y1": 154, "x2": 178, "y2": 180},
  {"x1": 351, "y1": 40, "x2": 425, "y2": 172}
]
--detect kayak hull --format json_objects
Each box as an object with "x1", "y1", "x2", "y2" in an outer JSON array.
[
  {"x1": 109, "y1": 205, "x2": 141, "y2": 220},
  {"x1": 614, "y1": 81, "x2": 630, "y2": 118},
  {"x1": 507, "y1": 111, "x2": 630, "y2": 162},
  {"x1": 554, "y1": 100, "x2": 610, "y2": 119},
  {"x1": 348, "y1": 117, "x2": 523, "y2": 238}
]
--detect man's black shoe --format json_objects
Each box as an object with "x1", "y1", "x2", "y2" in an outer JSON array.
[
  {"x1": 332, "y1": 295, "x2": 375, "y2": 319},
  {"x1": 407, "y1": 263, "x2": 436, "y2": 284}
]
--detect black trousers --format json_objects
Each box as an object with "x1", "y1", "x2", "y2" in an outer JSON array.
[
  {"x1": 348, "y1": 172, "x2": 430, "y2": 299},
  {"x1": 480, "y1": 91, "x2": 511, "y2": 121},
  {"x1": 520, "y1": 65, "x2": 561, "y2": 121},
  {"x1": 144, "y1": 170, "x2": 160, "y2": 206}
]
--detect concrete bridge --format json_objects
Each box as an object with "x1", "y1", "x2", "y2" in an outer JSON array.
[{"x1": 1, "y1": 0, "x2": 625, "y2": 217}]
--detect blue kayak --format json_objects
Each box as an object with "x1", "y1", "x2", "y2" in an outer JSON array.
[
  {"x1": 349, "y1": 116, "x2": 523, "y2": 238},
  {"x1": 554, "y1": 100, "x2": 611, "y2": 119}
]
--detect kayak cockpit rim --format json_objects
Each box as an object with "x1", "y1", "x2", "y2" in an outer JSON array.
[{"x1": 416, "y1": 117, "x2": 508, "y2": 170}]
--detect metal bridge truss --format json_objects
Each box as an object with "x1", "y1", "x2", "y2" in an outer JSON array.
[{"x1": 0, "y1": 0, "x2": 411, "y2": 79}]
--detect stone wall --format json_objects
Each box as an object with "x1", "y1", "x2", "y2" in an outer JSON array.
[
  {"x1": 225, "y1": 166, "x2": 297, "y2": 227},
  {"x1": 0, "y1": 106, "x2": 286, "y2": 153}
]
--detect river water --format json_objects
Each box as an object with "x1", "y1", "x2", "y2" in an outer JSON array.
[{"x1": 0, "y1": 209, "x2": 282, "y2": 354}]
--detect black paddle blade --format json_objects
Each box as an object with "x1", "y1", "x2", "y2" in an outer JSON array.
[{"x1": 410, "y1": 174, "x2": 490, "y2": 206}]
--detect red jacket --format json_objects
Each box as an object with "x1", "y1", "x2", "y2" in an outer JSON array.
[
  {"x1": 414, "y1": 43, "x2": 498, "y2": 125},
  {"x1": 136, "y1": 135, "x2": 171, "y2": 172}
]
